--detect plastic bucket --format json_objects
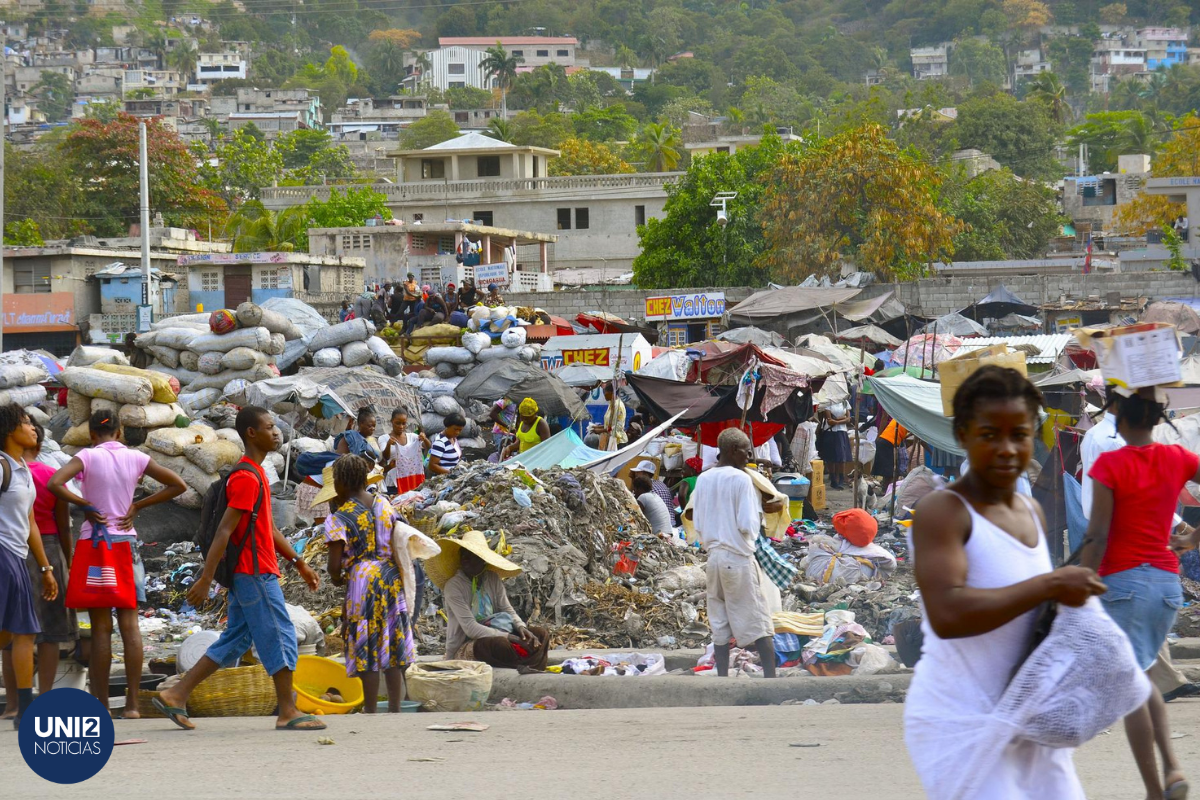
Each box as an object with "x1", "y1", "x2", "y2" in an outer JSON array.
[{"x1": 52, "y1": 660, "x2": 87, "y2": 691}]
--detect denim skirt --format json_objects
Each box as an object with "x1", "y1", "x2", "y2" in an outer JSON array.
[{"x1": 1101, "y1": 564, "x2": 1183, "y2": 671}]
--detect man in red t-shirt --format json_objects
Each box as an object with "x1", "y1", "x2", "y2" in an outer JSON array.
[{"x1": 155, "y1": 406, "x2": 326, "y2": 731}]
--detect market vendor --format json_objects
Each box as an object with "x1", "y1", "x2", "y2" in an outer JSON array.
[
  {"x1": 595, "y1": 384, "x2": 628, "y2": 452},
  {"x1": 416, "y1": 292, "x2": 449, "y2": 328},
  {"x1": 484, "y1": 283, "x2": 504, "y2": 307},
  {"x1": 444, "y1": 283, "x2": 459, "y2": 313},
  {"x1": 426, "y1": 530, "x2": 549, "y2": 672},
  {"x1": 501, "y1": 398, "x2": 550, "y2": 460},
  {"x1": 630, "y1": 460, "x2": 678, "y2": 525},
  {"x1": 458, "y1": 278, "x2": 479, "y2": 309}
]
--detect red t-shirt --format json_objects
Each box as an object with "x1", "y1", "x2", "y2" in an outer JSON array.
[
  {"x1": 225, "y1": 458, "x2": 279, "y2": 576},
  {"x1": 1089, "y1": 443, "x2": 1199, "y2": 576},
  {"x1": 28, "y1": 461, "x2": 58, "y2": 537}
]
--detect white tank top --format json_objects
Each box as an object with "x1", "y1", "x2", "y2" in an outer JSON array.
[{"x1": 914, "y1": 490, "x2": 1053, "y2": 704}]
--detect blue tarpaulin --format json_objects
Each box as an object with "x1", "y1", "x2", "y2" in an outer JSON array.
[{"x1": 501, "y1": 428, "x2": 608, "y2": 470}]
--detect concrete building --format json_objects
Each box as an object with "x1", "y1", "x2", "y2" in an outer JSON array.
[
  {"x1": 950, "y1": 148, "x2": 1002, "y2": 178},
  {"x1": 211, "y1": 88, "x2": 322, "y2": 130},
  {"x1": 76, "y1": 70, "x2": 123, "y2": 102},
  {"x1": 1091, "y1": 37, "x2": 1146, "y2": 93},
  {"x1": 1014, "y1": 48, "x2": 1052, "y2": 81},
  {"x1": 122, "y1": 68, "x2": 185, "y2": 97},
  {"x1": 123, "y1": 97, "x2": 208, "y2": 129},
  {"x1": 449, "y1": 106, "x2": 501, "y2": 130},
  {"x1": 417, "y1": 36, "x2": 580, "y2": 92},
  {"x1": 911, "y1": 45, "x2": 949, "y2": 79},
  {"x1": 1136, "y1": 27, "x2": 1188, "y2": 70},
  {"x1": 684, "y1": 130, "x2": 802, "y2": 157},
  {"x1": 307, "y1": 221, "x2": 555, "y2": 289},
  {"x1": 175, "y1": 251, "x2": 366, "y2": 312},
  {"x1": 194, "y1": 50, "x2": 248, "y2": 86},
  {"x1": 262, "y1": 133, "x2": 676, "y2": 276},
  {"x1": 588, "y1": 66, "x2": 655, "y2": 90},
  {"x1": 1061, "y1": 158, "x2": 1150, "y2": 233},
  {"x1": 227, "y1": 111, "x2": 307, "y2": 137},
  {"x1": 328, "y1": 96, "x2": 429, "y2": 142}
]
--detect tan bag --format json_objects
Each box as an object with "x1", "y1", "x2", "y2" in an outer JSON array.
[
  {"x1": 92, "y1": 363, "x2": 179, "y2": 404},
  {"x1": 405, "y1": 661, "x2": 493, "y2": 712},
  {"x1": 147, "y1": 425, "x2": 216, "y2": 457},
  {"x1": 938, "y1": 344, "x2": 1027, "y2": 416}
]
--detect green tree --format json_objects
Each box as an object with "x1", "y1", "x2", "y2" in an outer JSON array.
[
  {"x1": 1067, "y1": 110, "x2": 1153, "y2": 173},
  {"x1": 203, "y1": 127, "x2": 283, "y2": 204},
  {"x1": 549, "y1": 138, "x2": 635, "y2": 176},
  {"x1": 1045, "y1": 36, "x2": 1094, "y2": 97},
  {"x1": 4, "y1": 219, "x2": 45, "y2": 246},
  {"x1": 485, "y1": 117, "x2": 514, "y2": 142},
  {"x1": 445, "y1": 86, "x2": 494, "y2": 109},
  {"x1": 166, "y1": 41, "x2": 198, "y2": 79},
  {"x1": 738, "y1": 76, "x2": 814, "y2": 129},
  {"x1": 398, "y1": 110, "x2": 461, "y2": 149},
  {"x1": 276, "y1": 129, "x2": 335, "y2": 170},
  {"x1": 365, "y1": 28, "x2": 419, "y2": 93},
  {"x1": 1025, "y1": 71, "x2": 1070, "y2": 124},
  {"x1": 300, "y1": 187, "x2": 390, "y2": 249},
  {"x1": 510, "y1": 64, "x2": 570, "y2": 113},
  {"x1": 33, "y1": 72, "x2": 73, "y2": 123},
  {"x1": 481, "y1": 43, "x2": 523, "y2": 118},
  {"x1": 571, "y1": 104, "x2": 638, "y2": 142},
  {"x1": 944, "y1": 167, "x2": 1063, "y2": 260},
  {"x1": 61, "y1": 113, "x2": 227, "y2": 237},
  {"x1": 634, "y1": 121, "x2": 683, "y2": 172},
  {"x1": 634, "y1": 132, "x2": 795, "y2": 288},
  {"x1": 950, "y1": 38, "x2": 1007, "y2": 87},
  {"x1": 955, "y1": 92, "x2": 1062, "y2": 179},
  {"x1": 509, "y1": 111, "x2": 574, "y2": 149},
  {"x1": 4, "y1": 143, "x2": 82, "y2": 240},
  {"x1": 225, "y1": 200, "x2": 309, "y2": 252},
  {"x1": 758, "y1": 124, "x2": 962, "y2": 281}
]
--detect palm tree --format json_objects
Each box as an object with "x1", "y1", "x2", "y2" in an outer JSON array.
[
  {"x1": 485, "y1": 117, "x2": 514, "y2": 142},
  {"x1": 167, "y1": 41, "x2": 198, "y2": 81},
  {"x1": 199, "y1": 117, "x2": 223, "y2": 149},
  {"x1": 636, "y1": 122, "x2": 683, "y2": 172},
  {"x1": 224, "y1": 201, "x2": 309, "y2": 252},
  {"x1": 1118, "y1": 113, "x2": 1160, "y2": 157},
  {"x1": 1110, "y1": 77, "x2": 1144, "y2": 111},
  {"x1": 1026, "y1": 71, "x2": 1069, "y2": 124},
  {"x1": 413, "y1": 51, "x2": 432, "y2": 90},
  {"x1": 481, "y1": 43, "x2": 523, "y2": 118},
  {"x1": 614, "y1": 45, "x2": 638, "y2": 70}
]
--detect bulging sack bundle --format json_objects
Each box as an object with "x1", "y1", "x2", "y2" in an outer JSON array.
[
  {"x1": 500, "y1": 326, "x2": 527, "y2": 348},
  {"x1": 0, "y1": 385, "x2": 44, "y2": 408},
  {"x1": 119, "y1": 402, "x2": 185, "y2": 429},
  {"x1": 222, "y1": 347, "x2": 267, "y2": 372},
  {"x1": 185, "y1": 365, "x2": 276, "y2": 392},
  {"x1": 196, "y1": 352, "x2": 224, "y2": 375},
  {"x1": 341, "y1": 340, "x2": 372, "y2": 367},
  {"x1": 267, "y1": 333, "x2": 286, "y2": 356},
  {"x1": 0, "y1": 363, "x2": 49, "y2": 390},
  {"x1": 92, "y1": 363, "x2": 179, "y2": 404},
  {"x1": 179, "y1": 351, "x2": 201, "y2": 372},
  {"x1": 209, "y1": 309, "x2": 238, "y2": 335},
  {"x1": 183, "y1": 440, "x2": 243, "y2": 474},
  {"x1": 67, "y1": 390, "x2": 92, "y2": 425},
  {"x1": 475, "y1": 347, "x2": 520, "y2": 363},
  {"x1": 66, "y1": 346, "x2": 129, "y2": 368},
  {"x1": 308, "y1": 318, "x2": 373, "y2": 352},
  {"x1": 140, "y1": 451, "x2": 219, "y2": 495},
  {"x1": 236, "y1": 302, "x2": 301, "y2": 341},
  {"x1": 425, "y1": 347, "x2": 474, "y2": 366},
  {"x1": 147, "y1": 425, "x2": 217, "y2": 457},
  {"x1": 148, "y1": 364, "x2": 202, "y2": 388},
  {"x1": 148, "y1": 327, "x2": 202, "y2": 351},
  {"x1": 365, "y1": 336, "x2": 392, "y2": 361},
  {"x1": 147, "y1": 346, "x2": 181, "y2": 369},
  {"x1": 406, "y1": 661, "x2": 493, "y2": 712},
  {"x1": 188, "y1": 326, "x2": 272, "y2": 354},
  {"x1": 462, "y1": 332, "x2": 491, "y2": 355},
  {"x1": 178, "y1": 388, "x2": 221, "y2": 411},
  {"x1": 60, "y1": 367, "x2": 152, "y2": 406},
  {"x1": 313, "y1": 347, "x2": 341, "y2": 367},
  {"x1": 151, "y1": 313, "x2": 209, "y2": 331}
]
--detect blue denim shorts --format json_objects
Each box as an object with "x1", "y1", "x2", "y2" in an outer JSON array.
[
  {"x1": 1101, "y1": 564, "x2": 1183, "y2": 671},
  {"x1": 203, "y1": 573, "x2": 298, "y2": 676}
]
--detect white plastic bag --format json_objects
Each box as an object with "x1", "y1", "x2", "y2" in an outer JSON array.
[
  {"x1": 501, "y1": 326, "x2": 527, "y2": 349},
  {"x1": 313, "y1": 347, "x2": 341, "y2": 367}
]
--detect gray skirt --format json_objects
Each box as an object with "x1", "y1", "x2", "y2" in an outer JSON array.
[
  {"x1": 0, "y1": 544, "x2": 39, "y2": 635},
  {"x1": 26, "y1": 536, "x2": 78, "y2": 644}
]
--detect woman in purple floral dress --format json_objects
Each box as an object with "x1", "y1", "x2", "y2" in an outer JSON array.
[{"x1": 323, "y1": 455, "x2": 413, "y2": 713}]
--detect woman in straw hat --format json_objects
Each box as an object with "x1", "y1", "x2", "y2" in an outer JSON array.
[
  {"x1": 322, "y1": 454, "x2": 413, "y2": 712},
  {"x1": 425, "y1": 530, "x2": 549, "y2": 671}
]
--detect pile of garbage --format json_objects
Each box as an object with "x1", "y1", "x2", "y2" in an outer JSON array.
[{"x1": 406, "y1": 462, "x2": 702, "y2": 648}]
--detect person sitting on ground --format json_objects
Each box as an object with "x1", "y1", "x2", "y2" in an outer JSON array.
[
  {"x1": 632, "y1": 473, "x2": 673, "y2": 537},
  {"x1": 51, "y1": 411, "x2": 187, "y2": 719},
  {"x1": 416, "y1": 292, "x2": 449, "y2": 328},
  {"x1": 692, "y1": 428, "x2": 778, "y2": 678},
  {"x1": 444, "y1": 283, "x2": 459, "y2": 314},
  {"x1": 323, "y1": 454, "x2": 413, "y2": 713},
  {"x1": 155, "y1": 406, "x2": 325, "y2": 731},
  {"x1": 502, "y1": 398, "x2": 550, "y2": 460},
  {"x1": 484, "y1": 283, "x2": 504, "y2": 307},
  {"x1": 427, "y1": 529, "x2": 549, "y2": 672},
  {"x1": 427, "y1": 413, "x2": 465, "y2": 476},
  {"x1": 631, "y1": 460, "x2": 679, "y2": 525}
]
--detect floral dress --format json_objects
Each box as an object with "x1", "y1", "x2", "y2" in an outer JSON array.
[{"x1": 323, "y1": 495, "x2": 414, "y2": 676}]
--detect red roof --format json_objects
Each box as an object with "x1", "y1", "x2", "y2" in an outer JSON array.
[{"x1": 438, "y1": 36, "x2": 578, "y2": 46}]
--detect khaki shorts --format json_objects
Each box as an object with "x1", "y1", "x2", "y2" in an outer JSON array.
[{"x1": 706, "y1": 548, "x2": 773, "y2": 646}]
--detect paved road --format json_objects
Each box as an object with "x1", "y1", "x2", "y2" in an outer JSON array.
[{"x1": 4, "y1": 701, "x2": 1199, "y2": 799}]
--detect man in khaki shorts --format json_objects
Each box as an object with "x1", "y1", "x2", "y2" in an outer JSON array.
[{"x1": 692, "y1": 427, "x2": 777, "y2": 678}]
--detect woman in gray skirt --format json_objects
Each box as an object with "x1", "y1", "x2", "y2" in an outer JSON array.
[{"x1": 0, "y1": 404, "x2": 58, "y2": 728}]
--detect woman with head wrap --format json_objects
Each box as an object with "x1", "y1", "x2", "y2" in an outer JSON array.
[{"x1": 502, "y1": 399, "x2": 550, "y2": 460}]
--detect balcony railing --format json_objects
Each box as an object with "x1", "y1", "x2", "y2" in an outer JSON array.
[{"x1": 261, "y1": 172, "x2": 680, "y2": 207}]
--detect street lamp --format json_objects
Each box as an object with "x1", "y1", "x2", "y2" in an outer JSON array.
[{"x1": 710, "y1": 191, "x2": 737, "y2": 227}]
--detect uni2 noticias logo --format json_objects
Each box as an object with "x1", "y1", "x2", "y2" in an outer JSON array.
[{"x1": 17, "y1": 687, "x2": 115, "y2": 784}]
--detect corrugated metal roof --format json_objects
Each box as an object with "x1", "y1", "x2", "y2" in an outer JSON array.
[{"x1": 951, "y1": 334, "x2": 1072, "y2": 364}]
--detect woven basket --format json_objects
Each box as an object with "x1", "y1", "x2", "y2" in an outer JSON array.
[
  {"x1": 138, "y1": 690, "x2": 167, "y2": 718},
  {"x1": 187, "y1": 665, "x2": 277, "y2": 718}
]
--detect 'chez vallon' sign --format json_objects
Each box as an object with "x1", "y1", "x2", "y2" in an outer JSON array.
[{"x1": 644, "y1": 292, "x2": 726, "y2": 322}]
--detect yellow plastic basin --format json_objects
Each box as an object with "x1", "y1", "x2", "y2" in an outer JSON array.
[{"x1": 293, "y1": 655, "x2": 364, "y2": 715}]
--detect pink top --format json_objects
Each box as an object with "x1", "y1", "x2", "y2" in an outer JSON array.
[
  {"x1": 76, "y1": 441, "x2": 150, "y2": 540},
  {"x1": 28, "y1": 461, "x2": 59, "y2": 537}
]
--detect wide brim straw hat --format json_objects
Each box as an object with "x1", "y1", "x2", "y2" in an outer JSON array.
[
  {"x1": 310, "y1": 464, "x2": 385, "y2": 508},
  {"x1": 424, "y1": 529, "x2": 521, "y2": 589}
]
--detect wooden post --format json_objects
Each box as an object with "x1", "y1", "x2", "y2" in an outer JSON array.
[{"x1": 852, "y1": 337, "x2": 865, "y2": 508}]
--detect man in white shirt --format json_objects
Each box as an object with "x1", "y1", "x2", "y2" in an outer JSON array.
[
  {"x1": 1080, "y1": 397, "x2": 1200, "y2": 702},
  {"x1": 692, "y1": 428, "x2": 776, "y2": 678}
]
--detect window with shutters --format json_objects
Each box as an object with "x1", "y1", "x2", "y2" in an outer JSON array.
[
  {"x1": 200, "y1": 271, "x2": 220, "y2": 291},
  {"x1": 12, "y1": 263, "x2": 50, "y2": 293},
  {"x1": 411, "y1": 233, "x2": 426, "y2": 250}
]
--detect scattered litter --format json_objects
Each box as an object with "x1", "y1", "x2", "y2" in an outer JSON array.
[
  {"x1": 426, "y1": 721, "x2": 490, "y2": 732},
  {"x1": 316, "y1": 737, "x2": 336, "y2": 745},
  {"x1": 408, "y1": 757, "x2": 447, "y2": 763},
  {"x1": 789, "y1": 743, "x2": 821, "y2": 748}
]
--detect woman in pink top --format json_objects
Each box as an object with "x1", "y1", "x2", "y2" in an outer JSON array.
[{"x1": 49, "y1": 412, "x2": 185, "y2": 719}]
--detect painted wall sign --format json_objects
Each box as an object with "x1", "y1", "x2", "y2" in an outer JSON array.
[{"x1": 644, "y1": 291, "x2": 726, "y2": 321}]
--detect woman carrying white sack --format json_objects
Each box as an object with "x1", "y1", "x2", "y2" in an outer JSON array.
[{"x1": 905, "y1": 365, "x2": 1148, "y2": 800}]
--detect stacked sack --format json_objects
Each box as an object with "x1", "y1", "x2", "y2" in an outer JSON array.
[
  {"x1": 424, "y1": 322, "x2": 541, "y2": 380},
  {"x1": 138, "y1": 424, "x2": 247, "y2": 509},
  {"x1": 0, "y1": 350, "x2": 54, "y2": 414},
  {"x1": 58, "y1": 359, "x2": 190, "y2": 480},
  {"x1": 305, "y1": 317, "x2": 404, "y2": 376},
  {"x1": 134, "y1": 302, "x2": 302, "y2": 413}
]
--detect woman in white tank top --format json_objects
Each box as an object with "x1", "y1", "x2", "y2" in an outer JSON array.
[{"x1": 905, "y1": 366, "x2": 1109, "y2": 800}]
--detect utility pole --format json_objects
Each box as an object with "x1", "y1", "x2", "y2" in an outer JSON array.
[{"x1": 139, "y1": 121, "x2": 154, "y2": 330}]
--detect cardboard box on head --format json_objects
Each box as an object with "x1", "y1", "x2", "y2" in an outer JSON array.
[{"x1": 938, "y1": 344, "x2": 1028, "y2": 416}]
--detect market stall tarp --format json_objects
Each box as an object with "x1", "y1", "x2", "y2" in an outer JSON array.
[
  {"x1": 834, "y1": 324, "x2": 903, "y2": 348},
  {"x1": 1142, "y1": 301, "x2": 1200, "y2": 335},
  {"x1": 502, "y1": 427, "x2": 608, "y2": 470},
  {"x1": 232, "y1": 375, "x2": 353, "y2": 418},
  {"x1": 635, "y1": 349, "x2": 691, "y2": 381},
  {"x1": 867, "y1": 374, "x2": 963, "y2": 456},
  {"x1": 296, "y1": 366, "x2": 420, "y2": 418},
  {"x1": 685, "y1": 341, "x2": 787, "y2": 384},
  {"x1": 455, "y1": 359, "x2": 588, "y2": 420},
  {"x1": 918, "y1": 312, "x2": 989, "y2": 338},
  {"x1": 960, "y1": 285, "x2": 1037, "y2": 321},
  {"x1": 624, "y1": 373, "x2": 806, "y2": 446},
  {"x1": 716, "y1": 327, "x2": 785, "y2": 347},
  {"x1": 727, "y1": 287, "x2": 861, "y2": 322},
  {"x1": 551, "y1": 363, "x2": 613, "y2": 387}
]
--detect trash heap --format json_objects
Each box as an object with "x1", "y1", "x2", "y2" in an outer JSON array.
[{"x1": 408, "y1": 463, "x2": 703, "y2": 649}]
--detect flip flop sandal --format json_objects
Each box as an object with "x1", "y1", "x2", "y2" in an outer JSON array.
[
  {"x1": 1166, "y1": 780, "x2": 1190, "y2": 800},
  {"x1": 277, "y1": 714, "x2": 327, "y2": 731},
  {"x1": 151, "y1": 697, "x2": 194, "y2": 731}
]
